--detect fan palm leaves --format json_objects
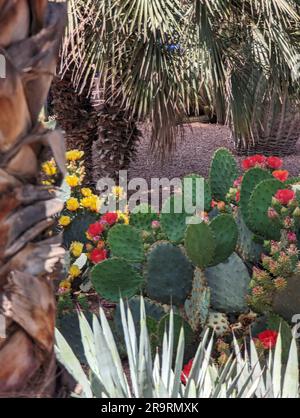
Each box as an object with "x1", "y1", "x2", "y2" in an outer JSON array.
[{"x1": 62, "y1": 0, "x2": 300, "y2": 155}]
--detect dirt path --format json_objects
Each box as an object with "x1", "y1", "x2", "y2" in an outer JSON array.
[{"x1": 128, "y1": 123, "x2": 300, "y2": 182}]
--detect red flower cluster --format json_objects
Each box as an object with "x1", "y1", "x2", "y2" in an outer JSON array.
[
  {"x1": 272, "y1": 170, "x2": 289, "y2": 182},
  {"x1": 257, "y1": 330, "x2": 278, "y2": 349},
  {"x1": 242, "y1": 155, "x2": 283, "y2": 171},
  {"x1": 90, "y1": 248, "x2": 107, "y2": 264},
  {"x1": 181, "y1": 359, "x2": 193, "y2": 385},
  {"x1": 101, "y1": 212, "x2": 118, "y2": 225},
  {"x1": 274, "y1": 189, "x2": 295, "y2": 206},
  {"x1": 87, "y1": 222, "x2": 105, "y2": 238}
]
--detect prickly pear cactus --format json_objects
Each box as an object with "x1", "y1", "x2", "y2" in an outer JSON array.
[
  {"x1": 205, "y1": 253, "x2": 251, "y2": 313},
  {"x1": 145, "y1": 242, "x2": 194, "y2": 306},
  {"x1": 248, "y1": 178, "x2": 282, "y2": 240},
  {"x1": 130, "y1": 204, "x2": 159, "y2": 232},
  {"x1": 209, "y1": 214, "x2": 238, "y2": 265},
  {"x1": 183, "y1": 174, "x2": 212, "y2": 212},
  {"x1": 240, "y1": 167, "x2": 272, "y2": 228},
  {"x1": 160, "y1": 195, "x2": 188, "y2": 243},
  {"x1": 91, "y1": 258, "x2": 144, "y2": 302},
  {"x1": 206, "y1": 311, "x2": 230, "y2": 336},
  {"x1": 185, "y1": 222, "x2": 216, "y2": 268},
  {"x1": 63, "y1": 212, "x2": 99, "y2": 248},
  {"x1": 107, "y1": 224, "x2": 144, "y2": 262},
  {"x1": 210, "y1": 148, "x2": 238, "y2": 201},
  {"x1": 184, "y1": 268, "x2": 210, "y2": 331},
  {"x1": 234, "y1": 209, "x2": 264, "y2": 263}
]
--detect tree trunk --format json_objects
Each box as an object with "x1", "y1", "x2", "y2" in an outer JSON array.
[
  {"x1": 0, "y1": 1, "x2": 66, "y2": 397},
  {"x1": 50, "y1": 67, "x2": 99, "y2": 187}
]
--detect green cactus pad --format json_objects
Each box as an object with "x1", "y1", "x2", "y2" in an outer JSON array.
[
  {"x1": 130, "y1": 204, "x2": 159, "y2": 232},
  {"x1": 158, "y1": 313, "x2": 194, "y2": 350},
  {"x1": 160, "y1": 194, "x2": 188, "y2": 243},
  {"x1": 145, "y1": 242, "x2": 193, "y2": 306},
  {"x1": 209, "y1": 148, "x2": 238, "y2": 201},
  {"x1": 185, "y1": 222, "x2": 216, "y2": 268},
  {"x1": 184, "y1": 268, "x2": 210, "y2": 331},
  {"x1": 107, "y1": 224, "x2": 144, "y2": 262},
  {"x1": 205, "y1": 253, "x2": 251, "y2": 313},
  {"x1": 114, "y1": 296, "x2": 166, "y2": 338},
  {"x1": 91, "y1": 258, "x2": 144, "y2": 302},
  {"x1": 182, "y1": 174, "x2": 212, "y2": 212},
  {"x1": 234, "y1": 209, "x2": 263, "y2": 263},
  {"x1": 209, "y1": 214, "x2": 238, "y2": 265},
  {"x1": 240, "y1": 167, "x2": 272, "y2": 227},
  {"x1": 248, "y1": 178, "x2": 282, "y2": 240},
  {"x1": 63, "y1": 212, "x2": 99, "y2": 248}
]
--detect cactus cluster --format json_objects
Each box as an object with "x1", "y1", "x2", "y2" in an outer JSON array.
[
  {"x1": 184, "y1": 214, "x2": 238, "y2": 269},
  {"x1": 210, "y1": 148, "x2": 238, "y2": 201},
  {"x1": 130, "y1": 204, "x2": 159, "y2": 232},
  {"x1": 107, "y1": 224, "x2": 144, "y2": 262},
  {"x1": 160, "y1": 195, "x2": 188, "y2": 243},
  {"x1": 235, "y1": 209, "x2": 264, "y2": 263},
  {"x1": 184, "y1": 268, "x2": 210, "y2": 331},
  {"x1": 91, "y1": 258, "x2": 144, "y2": 302},
  {"x1": 145, "y1": 241, "x2": 194, "y2": 306},
  {"x1": 205, "y1": 253, "x2": 251, "y2": 313}
]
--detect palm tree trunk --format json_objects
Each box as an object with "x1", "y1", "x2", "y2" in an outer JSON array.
[{"x1": 0, "y1": 1, "x2": 66, "y2": 396}]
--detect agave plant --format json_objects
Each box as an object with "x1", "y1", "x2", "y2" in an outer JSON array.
[{"x1": 55, "y1": 297, "x2": 299, "y2": 398}]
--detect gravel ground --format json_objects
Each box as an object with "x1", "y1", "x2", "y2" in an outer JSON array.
[{"x1": 128, "y1": 123, "x2": 300, "y2": 182}]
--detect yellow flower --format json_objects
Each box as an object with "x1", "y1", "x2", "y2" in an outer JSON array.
[
  {"x1": 70, "y1": 241, "x2": 84, "y2": 258},
  {"x1": 69, "y1": 265, "x2": 81, "y2": 278},
  {"x1": 89, "y1": 194, "x2": 101, "y2": 212},
  {"x1": 117, "y1": 211, "x2": 130, "y2": 225},
  {"x1": 81, "y1": 194, "x2": 101, "y2": 212},
  {"x1": 59, "y1": 280, "x2": 71, "y2": 290},
  {"x1": 112, "y1": 186, "x2": 125, "y2": 199},
  {"x1": 66, "y1": 175, "x2": 80, "y2": 188},
  {"x1": 66, "y1": 149, "x2": 84, "y2": 161},
  {"x1": 42, "y1": 160, "x2": 57, "y2": 176},
  {"x1": 80, "y1": 197, "x2": 93, "y2": 209},
  {"x1": 81, "y1": 188, "x2": 92, "y2": 197},
  {"x1": 59, "y1": 215, "x2": 71, "y2": 227},
  {"x1": 66, "y1": 197, "x2": 80, "y2": 212}
]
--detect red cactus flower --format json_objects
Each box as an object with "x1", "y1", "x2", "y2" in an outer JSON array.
[
  {"x1": 242, "y1": 155, "x2": 266, "y2": 171},
  {"x1": 274, "y1": 189, "x2": 295, "y2": 206},
  {"x1": 87, "y1": 222, "x2": 105, "y2": 237},
  {"x1": 267, "y1": 157, "x2": 283, "y2": 170},
  {"x1": 258, "y1": 330, "x2": 278, "y2": 349},
  {"x1": 236, "y1": 190, "x2": 241, "y2": 202},
  {"x1": 181, "y1": 359, "x2": 193, "y2": 385},
  {"x1": 101, "y1": 212, "x2": 118, "y2": 225},
  {"x1": 272, "y1": 170, "x2": 289, "y2": 182},
  {"x1": 90, "y1": 248, "x2": 107, "y2": 264}
]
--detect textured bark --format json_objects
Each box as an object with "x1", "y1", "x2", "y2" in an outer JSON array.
[
  {"x1": 0, "y1": 1, "x2": 66, "y2": 396},
  {"x1": 50, "y1": 68, "x2": 99, "y2": 186}
]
